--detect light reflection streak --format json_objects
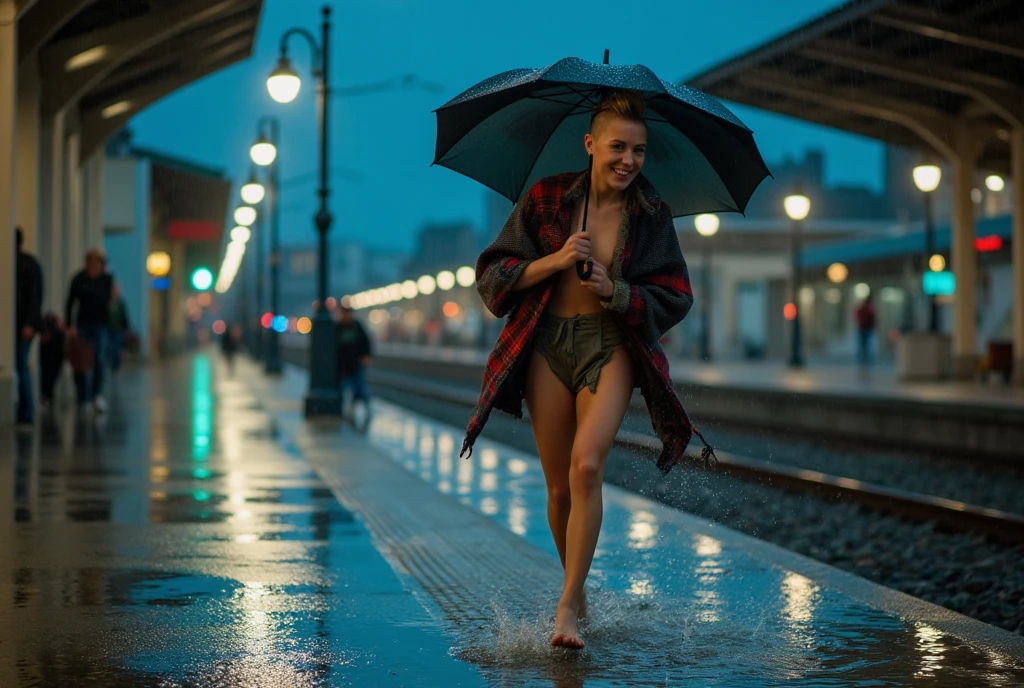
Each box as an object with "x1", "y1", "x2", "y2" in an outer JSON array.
[
  {"x1": 480, "y1": 473, "x2": 498, "y2": 493},
  {"x1": 781, "y1": 572, "x2": 817, "y2": 626},
  {"x1": 629, "y1": 572, "x2": 655, "y2": 597},
  {"x1": 403, "y1": 420, "x2": 417, "y2": 452},
  {"x1": 192, "y1": 355, "x2": 213, "y2": 460},
  {"x1": 914, "y1": 624, "x2": 948, "y2": 678},
  {"x1": 694, "y1": 534, "x2": 722, "y2": 557},
  {"x1": 693, "y1": 589, "x2": 720, "y2": 622},
  {"x1": 457, "y1": 452, "x2": 473, "y2": 494},
  {"x1": 628, "y1": 510, "x2": 659, "y2": 550},
  {"x1": 692, "y1": 534, "x2": 724, "y2": 621},
  {"x1": 437, "y1": 453, "x2": 453, "y2": 478},
  {"x1": 480, "y1": 448, "x2": 499, "y2": 471},
  {"x1": 508, "y1": 496, "x2": 527, "y2": 536},
  {"x1": 437, "y1": 432, "x2": 454, "y2": 458},
  {"x1": 507, "y1": 458, "x2": 528, "y2": 475},
  {"x1": 480, "y1": 497, "x2": 499, "y2": 515},
  {"x1": 419, "y1": 433, "x2": 435, "y2": 468}
]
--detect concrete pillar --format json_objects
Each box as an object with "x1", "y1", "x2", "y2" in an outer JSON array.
[
  {"x1": 167, "y1": 241, "x2": 188, "y2": 352},
  {"x1": 1012, "y1": 128, "x2": 1024, "y2": 385},
  {"x1": 82, "y1": 153, "x2": 104, "y2": 252},
  {"x1": 39, "y1": 113, "x2": 65, "y2": 313},
  {"x1": 0, "y1": 0, "x2": 17, "y2": 426},
  {"x1": 15, "y1": 55, "x2": 39, "y2": 252},
  {"x1": 65, "y1": 131, "x2": 82, "y2": 288},
  {"x1": 951, "y1": 125, "x2": 984, "y2": 379}
]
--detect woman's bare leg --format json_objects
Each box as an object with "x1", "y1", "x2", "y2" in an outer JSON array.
[
  {"x1": 552, "y1": 347, "x2": 634, "y2": 649},
  {"x1": 524, "y1": 351, "x2": 576, "y2": 574}
]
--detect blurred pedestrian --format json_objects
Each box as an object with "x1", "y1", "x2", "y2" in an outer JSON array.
[
  {"x1": 39, "y1": 312, "x2": 65, "y2": 409},
  {"x1": 65, "y1": 248, "x2": 113, "y2": 413},
  {"x1": 855, "y1": 290, "x2": 877, "y2": 367},
  {"x1": 107, "y1": 282, "x2": 131, "y2": 377},
  {"x1": 15, "y1": 227, "x2": 43, "y2": 425},
  {"x1": 221, "y1": 324, "x2": 242, "y2": 373},
  {"x1": 335, "y1": 306, "x2": 372, "y2": 423}
]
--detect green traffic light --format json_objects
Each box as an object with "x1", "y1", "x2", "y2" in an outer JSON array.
[{"x1": 191, "y1": 268, "x2": 214, "y2": 291}]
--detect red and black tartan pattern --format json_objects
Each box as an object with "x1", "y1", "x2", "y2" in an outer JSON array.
[{"x1": 462, "y1": 170, "x2": 716, "y2": 472}]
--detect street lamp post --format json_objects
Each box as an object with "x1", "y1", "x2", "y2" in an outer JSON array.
[
  {"x1": 268, "y1": 5, "x2": 340, "y2": 416},
  {"x1": 251, "y1": 118, "x2": 283, "y2": 374},
  {"x1": 233, "y1": 204, "x2": 258, "y2": 353},
  {"x1": 694, "y1": 214, "x2": 719, "y2": 361},
  {"x1": 240, "y1": 170, "x2": 267, "y2": 360},
  {"x1": 784, "y1": 187, "x2": 811, "y2": 368},
  {"x1": 913, "y1": 163, "x2": 942, "y2": 333}
]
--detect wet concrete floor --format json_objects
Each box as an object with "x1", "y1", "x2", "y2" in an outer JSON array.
[
  {"x1": 0, "y1": 354, "x2": 482, "y2": 687},
  {"x1": 253, "y1": 359, "x2": 1024, "y2": 687},
  {"x1": 4, "y1": 352, "x2": 1024, "y2": 687}
]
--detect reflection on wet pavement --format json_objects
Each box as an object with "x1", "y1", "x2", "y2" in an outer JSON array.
[
  {"x1": 364, "y1": 400, "x2": 1024, "y2": 687},
  {"x1": 4, "y1": 354, "x2": 1023, "y2": 687},
  {"x1": 0, "y1": 355, "x2": 479, "y2": 687}
]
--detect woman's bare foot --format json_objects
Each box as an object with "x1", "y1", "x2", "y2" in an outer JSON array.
[{"x1": 551, "y1": 602, "x2": 584, "y2": 649}]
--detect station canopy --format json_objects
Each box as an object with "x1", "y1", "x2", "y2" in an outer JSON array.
[
  {"x1": 685, "y1": 0, "x2": 1024, "y2": 174},
  {"x1": 17, "y1": 0, "x2": 264, "y2": 159}
]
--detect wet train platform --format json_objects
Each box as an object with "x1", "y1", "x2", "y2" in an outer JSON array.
[
  {"x1": 3, "y1": 353, "x2": 1024, "y2": 686},
  {"x1": 0, "y1": 355, "x2": 482, "y2": 687}
]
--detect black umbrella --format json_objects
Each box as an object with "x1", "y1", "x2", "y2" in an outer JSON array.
[{"x1": 433, "y1": 51, "x2": 771, "y2": 223}]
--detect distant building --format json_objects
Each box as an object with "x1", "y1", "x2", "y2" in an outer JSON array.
[
  {"x1": 365, "y1": 249, "x2": 408, "y2": 287},
  {"x1": 483, "y1": 188, "x2": 513, "y2": 242},
  {"x1": 743, "y1": 148, "x2": 888, "y2": 220},
  {"x1": 406, "y1": 222, "x2": 480, "y2": 277}
]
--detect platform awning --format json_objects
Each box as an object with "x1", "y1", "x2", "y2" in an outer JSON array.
[
  {"x1": 17, "y1": 0, "x2": 264, "y2": 159},
  {"x1": 685, "y1": 0, "x2": 1024, "y2": 174}
]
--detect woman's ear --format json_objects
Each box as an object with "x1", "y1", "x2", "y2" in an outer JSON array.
[{"x1": 583, "y1": 132, "x2": 594, "y2": 156}]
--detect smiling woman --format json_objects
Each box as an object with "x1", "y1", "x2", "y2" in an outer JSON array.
[{"x1": 447, "y1": 70, "x2": 761, "y2": 647}]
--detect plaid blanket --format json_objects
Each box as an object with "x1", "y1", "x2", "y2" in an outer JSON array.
[{"x1": 462, "y1": 170, "x2": 716, "y2": 473}]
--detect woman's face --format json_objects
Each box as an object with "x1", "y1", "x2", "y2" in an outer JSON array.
[{"x1": 585, "y1": 117, "x2": 647, "y2": 193}]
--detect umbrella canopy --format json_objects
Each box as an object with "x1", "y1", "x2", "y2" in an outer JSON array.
[{"x1": 432, "y1": 56, "x2": 771, "y2": 217}]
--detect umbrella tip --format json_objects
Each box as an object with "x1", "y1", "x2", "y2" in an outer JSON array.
[{"x1": 603, "y1": 49, "x2": 610, "y2": 64}]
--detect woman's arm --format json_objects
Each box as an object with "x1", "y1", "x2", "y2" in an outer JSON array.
[
  {"x1": 476, "y1": 187, "x2": 542, "y2": 317},
  {"x1": 600, "y1": 203, "x2": 693, "y2": 345}
]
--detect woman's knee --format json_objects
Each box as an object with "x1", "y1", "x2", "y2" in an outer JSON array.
[
  {"x1": 569, "y1": 448, "x2": 604, "y2": 494},
  {"x1": 548, "y1": 481, "x2": 572, "y2": 509}
]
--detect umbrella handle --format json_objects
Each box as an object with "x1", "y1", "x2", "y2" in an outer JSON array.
[{"x1": 576, "y1": 154, "x2": 594, "y2": 280}]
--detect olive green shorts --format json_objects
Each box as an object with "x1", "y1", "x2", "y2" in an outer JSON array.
[{"x1": 534, "y1": 312, "x2": 623, "y2": 395}]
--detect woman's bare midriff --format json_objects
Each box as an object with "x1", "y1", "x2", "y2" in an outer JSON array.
[{"x1": 546, "y1": 198, "x2": 625, "y2": 318}]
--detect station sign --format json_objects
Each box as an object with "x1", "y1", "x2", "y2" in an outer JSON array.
[{"x1": 922, "y1": 270, "x2": 955, "y2": 296}]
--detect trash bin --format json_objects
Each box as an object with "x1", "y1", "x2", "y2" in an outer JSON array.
[
  {"x1": 987, "y1": 340, "x2": 1013, "y2": 382},
  {"x1": 896, "y1": 332, "x2": 952, "y2": 381}
]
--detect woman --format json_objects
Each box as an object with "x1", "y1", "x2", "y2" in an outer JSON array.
[{"x1": 463, "y1": 90, "x2": 714, "y2": 649}]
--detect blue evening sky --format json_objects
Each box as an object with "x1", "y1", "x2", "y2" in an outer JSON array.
[{"x1": 130, "y1": 0, "x2": 877, "y2": 253}]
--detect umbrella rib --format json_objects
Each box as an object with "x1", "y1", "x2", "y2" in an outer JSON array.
[{"x1": 515, "y1": 88, "x2": 599, "y2": 201}]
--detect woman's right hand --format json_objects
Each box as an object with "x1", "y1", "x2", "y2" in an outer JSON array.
[{"x1": 555, "y1": 233, "x2": 591, "y2": 270}]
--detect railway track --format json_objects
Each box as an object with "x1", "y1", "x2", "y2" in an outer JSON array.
[{"x1": 366, "y1": 368, "x2": 1024, "y2": 545}]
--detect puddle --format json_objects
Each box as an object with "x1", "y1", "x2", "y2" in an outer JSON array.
[{"x1": 10, "y1": 567, "x2": 240, "y2": 609}]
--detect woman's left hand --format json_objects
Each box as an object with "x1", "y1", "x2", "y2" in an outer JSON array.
[{"x1": 580, "y1": 260, "x2": 614, "y2": 299}]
